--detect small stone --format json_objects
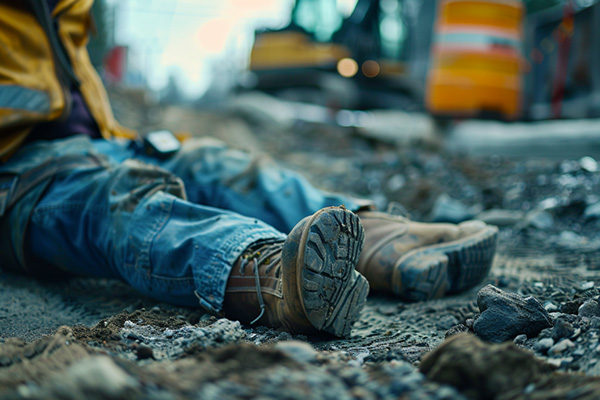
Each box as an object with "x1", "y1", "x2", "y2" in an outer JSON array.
[
  {"x1": 136, "y1": 344, "x2": 154, "y2": 360},
  {"x1": 126, "y1": 332, "x2": 142, "y2": 341},
  {"x1": 546, "y1": 358, "x2": 562, "y2": 368},
  {"x1": 544, "y1": 302, "x2": 558, "y2": 312},
  {"x1": 525, "y1": 210, "x2": 554, "y2": 230},
  {"x1": 430, "y1": 194, "x2": 477, "y2": 223},
  {"x1": 513, "y1": 334, "x2": 527, "y2": 346},
  {"x1": 436, "y1": 315, "x2": 459, "y2": 331},
  {"x1": 578, "y1": 281, "x2": 595, "y2": 291},
  {"x1": 552, "y1": 320, "x2": 575, "y2": 342},
  {"x1": 465, "y1": 318, "x2": 475, "y2": 328},
  {"x1": 580, "y1": 156, "x2": 598, "y2": 172},
  {"x1": 0, "y1": 355, "x2": 12, "y2": 367},
  {"x1": 561, "y1": 300, "x2": 584, "y2": 315},
  {"x1": 524, "y1": 383, "x2": 536, "y2": 394},
  {"x1": 61, "y1": 356, "x2": 140, "y2": 396},
  {"x1": 445, "y1": 324, "x2": 469, "y2": 339},
  {"x1": 378, "y1": 305, "x2": 399, "y2": 316},
  {"x1": 584, "y1": 202, "x2": 600, "y2": 220},
  {"x1": 590, "y1": 317, "x2": 600, "y2": 330},
  {"x1": 558, "y1": 231, "x2": 586, "y2": 249},
  {"x1": 560, "y1": 357, "x2": 573, "y2": 368},
  {"x1": 275, "y1": 341, "x2": 317, "y2": 364},
  {"x1": 548, "y1": 339, "x2": 574, "y2": 355},
  {"x1": 573, "y1": 348, "x2": 586, "y2": 358},
  {"x1": 534, "y1": 338, "x2": 554, "y2": 354},
  {"x1": 495, "y1": 276, "x2": 511, "y2": 288},
  {"x1": 476, "y1": 209, "x2": 525, "y2": 227},
  {"x1": 579, "y1": 300, "x2": 600, "y2": 318}
]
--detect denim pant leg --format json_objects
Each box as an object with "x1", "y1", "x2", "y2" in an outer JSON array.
[
  {"x1": 20, "y1": 138, "x2": 285, "y2": 312},
  {"x1": 94, "y1": 138, "x2": 366, "y2": 234},
  {"x1": 160, "y1": 138, "x2": 367, "y2": 233}
]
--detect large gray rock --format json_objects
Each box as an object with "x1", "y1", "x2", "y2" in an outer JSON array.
[{"x1": 474, "y1": 285, "x2": 552, "y2": 343}]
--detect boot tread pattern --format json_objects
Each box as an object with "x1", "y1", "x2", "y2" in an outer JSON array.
[
  {"x1": 301, "y1": 209, "x2": 368, "y2": 337},
  {"x1": 447, "y1": 227, "x2": 498, "y2": 293}
]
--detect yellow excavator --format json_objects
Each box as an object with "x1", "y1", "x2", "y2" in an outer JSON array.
[
  {"x1": 247, "y1": 0, "x2": 423, "y2": 111},
  {"x1": 247, "y1": 0, "x2": 526, "y2": 119}
]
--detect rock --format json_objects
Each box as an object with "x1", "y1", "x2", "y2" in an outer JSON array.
[
  {"x1": 524, "y1": 210, "x2": 554, "y2": 230},
  {"x1": 548, "y1": 339, "x2": 575, "y2": 355},
  {"x1": 584, "y1": 202, "x2": 600, "y2": 220},
  {"x1": 430, "y1": 194, "x2": 478, "y2": 223},
  {"x1": 578, "y1": 281, "x2": 595, "y2": 291},
  {"x1": 580, "y1": 156, "x2": 598, "y2": 172},
  {"x1": 534, "y1": 338, "x2": 554, "y2": 354},
  {"x1": 590, "y1": 316, "x2": 600, "y2": 329},
  {"x1": 275, "y1": 341, "x2": 318, "y2": 364},
  {"x1": 445, "y1": 324, "x2": 469, "y2": 339},
  {"x1": 544, "y1": 302, "x2": 558, "y2": 312},
  {"x1": 473, "y1": 285, "x2": 552, "y2": 343},
  {"x1": 436, "y1": 315, "x2": 459, "y2": 331},
  {"x1": 54, "y1": 356, "x2": 140, "y2": 397},
  {"x1": 561, "y1": 300, "x2": 585, "y2": 315},
  {"x1": 420, "y1": 333, "x2": 554, "y2": 400},
  {"x1": 476, "y1": 209, "x2": 525, "y2": 227},
  {"x1": 378, "y1": 305, "x2": 399, "y2": 316},
  {"x1": 136, "y1": 344, "x2": 154, "y2": 360},
  {"x1": 579, "y1": 299, "x2": 600, "y2": 318},
  {"x1": 513, "y1": 334, "x2": 527, "y2": 346},
  {"x1": 551, "y1": 320, "x2": 575, "y2": 342},
  {"x1": 573, "y1": 348, "x2": 586, "y2": 358},
  {"x1": 558, "y1": 231, "x2": 587, "y2": 249}
]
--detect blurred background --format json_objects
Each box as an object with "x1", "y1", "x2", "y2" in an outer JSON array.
[{"x1": 89, "y1": 0, "x2": 600, "y2": 121}]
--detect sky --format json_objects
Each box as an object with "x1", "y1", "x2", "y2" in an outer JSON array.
[{"x1": 111, "y1": 0, "x2": 294, "y2": 97}]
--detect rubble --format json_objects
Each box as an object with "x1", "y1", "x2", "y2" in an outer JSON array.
[{"x1": 4, "y1": 92, "x2": 600, "y2": 398}]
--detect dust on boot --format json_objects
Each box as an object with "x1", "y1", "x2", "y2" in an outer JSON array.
[
  {"x1": 356, "y1": 210, "x2": 498, "y2": 302},
  {"x1": 223, "y1": 206, "x2": 369, "y2": 337}
]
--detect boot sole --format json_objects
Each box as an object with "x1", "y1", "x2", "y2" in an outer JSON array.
[
  {"x1": 296, "y1": 208, "x2": 369, "y2": 337},
  {"x1": 393, "y1": 226, "x2": 498, "y2": 301}
]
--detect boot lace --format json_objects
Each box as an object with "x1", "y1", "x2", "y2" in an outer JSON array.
[{"x1": 239, "y1": 240, "x2": 284, "y2": 324}]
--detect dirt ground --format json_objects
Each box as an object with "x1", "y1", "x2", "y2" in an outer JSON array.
[{"x1": 3, "y1": 91, "x2": 600, "y2": 399}]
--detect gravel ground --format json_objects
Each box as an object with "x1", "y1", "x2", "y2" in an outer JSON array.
[{"x1": 3, "y1": 91, "x2": 600, "y2": 399}]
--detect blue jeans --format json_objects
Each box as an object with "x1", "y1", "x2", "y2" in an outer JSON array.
[{"x1": 1, "y1": 136, "x2": 364, "y2": 313}]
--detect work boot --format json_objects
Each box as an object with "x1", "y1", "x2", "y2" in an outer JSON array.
[
  {"x1": 357, "y1": 210, "x2": 498, "y2": 302},
  {"x1": 223, "y1": 206, "x2": 369, "y2": 337}
]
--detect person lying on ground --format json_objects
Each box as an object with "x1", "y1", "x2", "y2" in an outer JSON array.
[{"x1": 0, "y1": 0, "x2": 498, "y2": 337}]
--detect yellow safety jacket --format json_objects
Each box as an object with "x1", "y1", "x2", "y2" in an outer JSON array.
[{"x1": 0, "y1": 0, "x2": 136, "y2": 161}]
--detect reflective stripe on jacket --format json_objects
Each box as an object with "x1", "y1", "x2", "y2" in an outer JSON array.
[{"x1": 0, "y1": 0, "x2": 136, "y2": 161}]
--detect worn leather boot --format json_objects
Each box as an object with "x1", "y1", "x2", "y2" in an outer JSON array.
[
  {"x1": 223, "y1": 206, "x2": 369, "y2": 337},
  {"x1": 357, "y1": 211, "x2": 498, "y2": 301}
]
